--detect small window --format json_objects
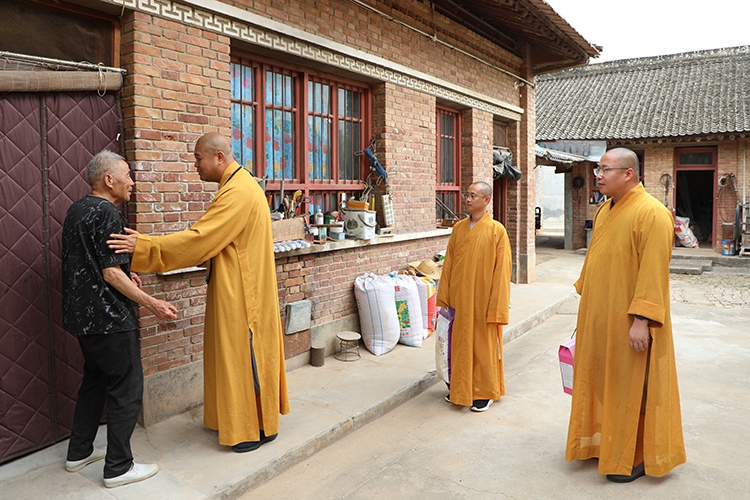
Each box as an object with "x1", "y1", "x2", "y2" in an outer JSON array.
[{"x1": 436, "y1": 107, "x2": 461, "y2": 222}]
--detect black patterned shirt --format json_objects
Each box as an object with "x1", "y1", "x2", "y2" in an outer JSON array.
[{"x1": 62, "y1": 195, "x2": 137, "y2": 335}]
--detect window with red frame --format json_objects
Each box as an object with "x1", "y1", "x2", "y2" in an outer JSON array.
[
  {"x1": 436, "y1": 107, "x2": 461, "y2": 222},
  {"x1": 230, "y1": 56, "x2": 370, "y2": 215}
]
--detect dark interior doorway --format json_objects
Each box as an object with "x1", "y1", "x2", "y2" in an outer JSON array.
[{"x1": 675, "y1": 170, "x2": 714, "y2": 242}]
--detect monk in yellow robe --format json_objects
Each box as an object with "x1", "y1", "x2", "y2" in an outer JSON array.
[
  {"x1": 108, "y1": 133, "x2": 289, "y2": 452},
  {"x1": 566, "y1": 148, "x2": 685, "y2": 482},
  {"x1": 436, "y1": 181, "x2": 512, "y2": 412}
]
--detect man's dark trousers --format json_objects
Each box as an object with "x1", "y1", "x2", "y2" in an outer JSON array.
[{"x1": 66, "y1": 330, "x2": 143, "y2": 479}]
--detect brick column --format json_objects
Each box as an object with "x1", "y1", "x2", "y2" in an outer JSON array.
[
  {"x1": 371, "y1": 83, "x2": 436, "y2": 234},
  {"x1": 515, "y1": 44, "x2": 536, "y2": 283},
  {"x1": 460, "y1": 107, "x2": 494, "y2": 202}
]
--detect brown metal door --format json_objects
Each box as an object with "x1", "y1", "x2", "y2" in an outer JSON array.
[{"x1": 0, "y1": 92, "x2": 120, "y2": 463}]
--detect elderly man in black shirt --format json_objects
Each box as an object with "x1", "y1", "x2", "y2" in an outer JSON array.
[{"x1": 62, "y1": 150, "x2": 177, "y2": 488}]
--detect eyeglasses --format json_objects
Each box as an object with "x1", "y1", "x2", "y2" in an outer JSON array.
[
  {"x1": 462, "y1": 192, "x2": 484, "y2": 200},
  {"x1": 593, "y1": 167, "x2": 630, "y2": 176}
]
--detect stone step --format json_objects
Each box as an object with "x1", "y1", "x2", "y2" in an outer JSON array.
[{"x1": 670, "y1": 259, "x2": 712, "y2": 275}]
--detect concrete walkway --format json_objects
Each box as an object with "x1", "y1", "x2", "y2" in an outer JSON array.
[
  {"x1": 0, "y1": 252, "x2": 581, "y2": 500},
  {"x1": 245, "y1": 299, "x2": 750, "y2": 500}
]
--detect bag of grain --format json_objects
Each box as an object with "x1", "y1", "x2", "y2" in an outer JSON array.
[
  {"x1": 354, "y1": 273, "x2": 400, "y2": 355},
  {"x1": 393, "y1": 274, "x2": 426, "y2": 347}
]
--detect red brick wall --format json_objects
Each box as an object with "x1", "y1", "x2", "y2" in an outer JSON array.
[
  {"x1": 120, "y1": 11, "x2": 231, "y2": 375},
  {"x1": 234, "y1": 0, "x2": 523, "y2": 107},
  {"x1": 573, "y1": 141, "x2": 750, "y2": 252},
  {"x1": 372, "y1": 83, "x2": 437, "y2": 234},
  {"x1": 276, "y1": 236, "x2": 449, "y2": 334},
  {"x1": 118, "y1": 0, "x2": 531, "y2": 375}
]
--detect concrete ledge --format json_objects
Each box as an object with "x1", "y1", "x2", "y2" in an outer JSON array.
[
  {"x1": 670, "y1": 259, "x2": 712, "y2": 275},
  {"x1": 140, "y1": 361, "x2": 204, "y2": 427}
]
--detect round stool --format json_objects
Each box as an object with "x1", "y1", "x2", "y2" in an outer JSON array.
[{"x1": 335, "y1": 331, "x2": 361, "y2": 361}]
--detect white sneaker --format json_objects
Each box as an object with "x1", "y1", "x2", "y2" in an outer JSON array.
[
  {"x1": 103, "y1": 463, "x2": 159, "y2": 488},
  {"x1": 65, "y1": 448, "x2": 106, "y2": 472}
]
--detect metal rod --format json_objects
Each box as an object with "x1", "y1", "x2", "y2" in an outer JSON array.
[{"x1": 0, "y1": 51, "x2": 126, "y2": 74}]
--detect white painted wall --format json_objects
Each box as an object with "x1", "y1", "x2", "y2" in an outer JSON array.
[{"x1": 542, "y1": 166, "x2": 565, "y2": 220}]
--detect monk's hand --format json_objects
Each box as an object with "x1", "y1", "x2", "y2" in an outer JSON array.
[
  {"x1": 108, "y1": 227, "x2": 140, "y2": 254},
  {"x1": 149, "y1": 298, "x2": 178, "y2": 321},
  {"x1": 629, "y1": 316, "x2": 650, "y2": 351}
]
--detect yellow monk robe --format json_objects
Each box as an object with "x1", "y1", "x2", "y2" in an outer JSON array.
[
  {"x1": 566, "y1": 183, "x2": 685, "y2": 476},
  {"x1": 131, "y1": 162, "x2": 290, "y2": 446},
  {"x1": 436, "y1": 212, "x2": 512, "y2": 406}
]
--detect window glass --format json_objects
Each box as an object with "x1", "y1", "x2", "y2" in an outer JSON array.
[
  {"x1": 679, "y1": 151, "x2": 713, "y2": 165},
  {"x1": 231, "y1": 63, "x2": 255, "y2": 170},
  {"x1": 308, "y1": 81, "x2": 332, "y2": 181},
  {"x1": 264, "y1": 69, "x2": 295, "y2": 180},
  {"x1": 231, "y1": 57, "x2": 369, "y2": 213},
  {"x1": 437, "y1": 108, "x2": 460, "y2": 223}
]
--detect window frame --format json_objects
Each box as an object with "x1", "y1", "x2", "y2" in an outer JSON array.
[
  {"x1": 436, "y1": 105, "x2": 461, "y2": 223},
  {"x1": 230, "y1": 53, "x2": 371, "y2": 213}
]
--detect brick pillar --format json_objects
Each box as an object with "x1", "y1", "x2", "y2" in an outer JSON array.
[
  {"x1": 371, "y1": 83, "x2": 436, "y2": 234},
  {"x1": 515, "y1": 44, "x2": 536, "y2": 283},
  {"x1": 460, "y1": 107, "x2": 494, "y2": 207}
]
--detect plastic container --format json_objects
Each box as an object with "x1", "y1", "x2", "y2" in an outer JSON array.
[{"x1": 343, "y1": 209, "x2": 376, "y2": 240}]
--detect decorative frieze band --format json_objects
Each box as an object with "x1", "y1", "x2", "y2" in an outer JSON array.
[{"x1": 110, "y1": 0, "x2": 523, "y2": 121}]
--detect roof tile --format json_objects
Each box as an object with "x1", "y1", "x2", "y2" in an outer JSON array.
[{"x1": 536, "y1": 46, "x2": 750, "y2": 140}]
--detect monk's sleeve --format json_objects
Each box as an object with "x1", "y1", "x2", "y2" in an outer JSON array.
[
  {"x1": 436, "y1": 232, "x2": 455, "y2": 308},
  {"x1": 626, "y1": 206, "x2": 673, "y2": 327},
  {"x1": 132, "y1": 185, "x2": 252, "y2": 273},
  {"x1": 573, "y1": 264, "x2": 586, "y2": 295},
  {"x1": 486, "y1": 226, "x2": 511, "y2": 325}
]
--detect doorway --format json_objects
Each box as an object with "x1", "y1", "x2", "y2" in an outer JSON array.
[{"x1": 674, "y1": 147, "x2": 717, "y2": 245}]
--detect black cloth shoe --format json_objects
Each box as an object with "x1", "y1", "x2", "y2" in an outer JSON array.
[
  {"x1": 444, "y1": 394, "x2": 452, "y2": 403},
  {"x1": 261, "y1": 430, "x2": 278, "y2": 444},
  {"x1": 233, "y1": 440, "x2": 262, "y2": 453},
  {"x1": 232, "y1": 430, "x2": 278, "y2": 453},
  {"x1": 607, "y1": 462, "x2": 645, "y2": 483},
  {"x1": 470, "y1": 399, "x2": 493, "y2": 412}
]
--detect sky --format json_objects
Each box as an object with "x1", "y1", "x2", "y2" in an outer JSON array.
[{"x1": 546, "y1": 0, "x2": 750, "y2": 63}]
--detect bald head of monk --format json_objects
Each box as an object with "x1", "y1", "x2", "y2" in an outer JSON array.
[
  {"x1": 465, "y1": 181, "x2": 493, "y2": 223},
  {"x1": 194, "y1": 133, "x2": 236, "y2": 183},
  {"x1": 596, "y1": 148, "x2": 640, "y2": 204}
]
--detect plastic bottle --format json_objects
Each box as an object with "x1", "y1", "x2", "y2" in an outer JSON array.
[{"x1": 315, "y1": 209, "x2": 324, "y2": 226}]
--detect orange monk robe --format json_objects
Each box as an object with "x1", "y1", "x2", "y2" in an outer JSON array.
[
  {"x1": 436, "y1": 212, "x2": 512, "y2": 406},
  {"x1": 131, "y1": 162, "x2": 290, "y2": 446},
  {"x1": 566, "y1": 184, "x2": 685, "y2": 477}
]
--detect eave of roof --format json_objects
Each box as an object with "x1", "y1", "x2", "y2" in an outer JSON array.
[
  {"x1": 430, "y1": 0, "x2": 600, "y2": 75},
  {"x1": 536, "y1": 46, "x2": 750, "y2": 141}
]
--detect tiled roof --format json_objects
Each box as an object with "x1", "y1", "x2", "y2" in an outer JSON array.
[{"x1": 536, "y1": 46, "x2": 750, "y2": 141}]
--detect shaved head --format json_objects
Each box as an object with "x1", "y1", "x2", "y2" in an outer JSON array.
[
  {"x1": 196, "y1": 132, "x2": 232, "y2": 157},
  {"x1": 470, "y1": 181, "x2": 492, "y2": 198},
  {"x1": 606, "y1": 148, "x2": 640, "y2": 180},
  {"x1": 193, "y1": 133, "x2": 235, "y2": 183}
]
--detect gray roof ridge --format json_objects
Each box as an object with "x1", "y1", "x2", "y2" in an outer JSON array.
[{"x1": 538, "y1": 45, "x2": 750, "y2": 81}]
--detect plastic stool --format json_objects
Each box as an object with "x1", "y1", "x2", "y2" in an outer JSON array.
[{"x1": 335, "y1": 331, "x2": 361, "y2": 361}]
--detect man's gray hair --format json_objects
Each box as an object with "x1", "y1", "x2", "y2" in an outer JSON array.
[{"x1": 87, "y1": 150, "x2": 126, "y2": 185}]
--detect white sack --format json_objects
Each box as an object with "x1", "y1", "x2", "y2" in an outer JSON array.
[{"x1": 354, "y1": 273, "x2": 400, "y2": 356}]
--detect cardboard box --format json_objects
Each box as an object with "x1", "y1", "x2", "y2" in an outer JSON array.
[
  {"x1": 272, "y1": 217, "x2": 305, "y2": 243},
  {"x1": 558, "y1": 337, "x2": 575, "y2": 395}
]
